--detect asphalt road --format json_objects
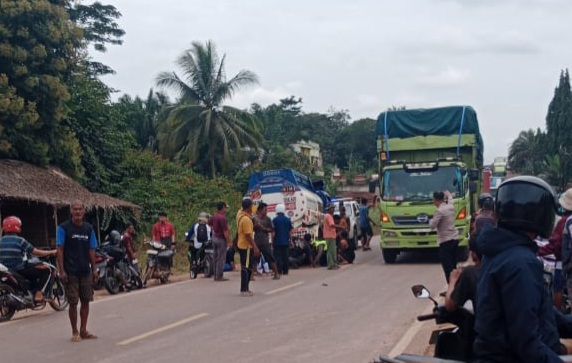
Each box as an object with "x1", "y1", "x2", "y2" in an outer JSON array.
[{"x1": 0, "y1": 238, "x2": 447, "y2": 363}]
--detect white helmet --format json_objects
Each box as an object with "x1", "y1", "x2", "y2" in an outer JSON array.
[{"x1": 276, "y1": 204, "x2": 286, "y2": 214}]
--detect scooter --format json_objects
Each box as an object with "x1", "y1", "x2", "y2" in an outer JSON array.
[
  {"x1": 143, "y1": 241, "x2": 173, "y2": 286},
  {"x1": 0, "y1": 255, "x2": 68, "y2": 322},
  {"x1": 373, "y1": 284, "x2": 473, "y2": 363},
  {"x1": 188, "y1": 240, "x2": 214, "y2": 279}
]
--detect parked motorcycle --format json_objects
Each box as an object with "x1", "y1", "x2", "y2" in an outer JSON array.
[
  {"x1": 93, "y1": 247, "x2": 109, "y2": 290},
  {"x1": 100, "y1": 242, "x2": 142, "y2": 294},
  {"x1": 0, "y1": 255, "x2": 68, "y2": 322},
  {"x1": 143, "y1": 241, "x2": 174, "y2": 286},
  {"x1": 188, "y1": 240, "x2": 214, "y2": 279}
]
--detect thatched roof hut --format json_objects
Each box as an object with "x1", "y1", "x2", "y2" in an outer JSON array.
[
  {"x1": 0, "y1": 159, "x2": 139, "y2": 210},
  {"x1": 0, "y1": 159, "x2": 140, "y2": 246}
]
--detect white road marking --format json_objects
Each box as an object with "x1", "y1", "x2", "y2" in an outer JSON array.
[
  {"x1": 388, "y1": 303, "x2": 436, "y2": 357},
  {"x1": 92, "y1": 279, "x2": 192, "y2": 305},
  {"x1": 117, "y1": 313, "x2": 209, "y2": 346},
  {"x1": 264, "y1": 281, "x2": 305, "y2": 295}
]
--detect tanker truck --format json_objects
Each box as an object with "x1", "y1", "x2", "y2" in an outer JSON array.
[
  {"x1": 246, "y1": 169, "x2": 330, "y2": 240},
  {"x1": 375, "y1": 106, "x2": 484, "y2": 263}
]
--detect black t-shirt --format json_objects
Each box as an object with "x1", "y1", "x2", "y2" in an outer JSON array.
[
  {"x1": 451, "y1": 265, "x2": 481, "y2": 308},
  {"x1": 253, "y1": 215, "x2": 272, "y2": 246}
]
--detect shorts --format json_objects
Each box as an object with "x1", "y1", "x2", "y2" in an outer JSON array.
[
  {"x1": 360, "y1": 225, "x2": 373, "y2": 238},
  {"x1": 66, "y1": 275, "x2": 93, "y2": 304},
  {"x1": 553, "y1": 268, "x2": 564, "y2": 292}
]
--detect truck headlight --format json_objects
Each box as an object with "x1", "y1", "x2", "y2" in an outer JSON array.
[{"x1": 383, "y1": 231, "x2": 398, "y2": 238}]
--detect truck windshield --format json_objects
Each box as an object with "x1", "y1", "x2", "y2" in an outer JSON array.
[{"x1": 382, "y1": 166, "x2": 463, "y2": 202}]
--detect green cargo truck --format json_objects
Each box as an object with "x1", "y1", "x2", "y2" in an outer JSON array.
[{"x1": 375, "y1": 106, "x2": 484, "y2": 263}]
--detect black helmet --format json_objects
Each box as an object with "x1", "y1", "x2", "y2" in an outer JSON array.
[
  {"x1": 478, "y1": 193, "x2": 494, "y2": 210},
  {"x1": 495, "y1": 176, "x2": 557, "y2": 238},
  {"x1": 109, "y1": 230, "x2": 122, "y2": 245}
]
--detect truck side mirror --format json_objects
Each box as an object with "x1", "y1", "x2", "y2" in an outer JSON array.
[
  {"x1": 468, "y1": 169, "x2": 479, "y2": 181},
  {"x1": 369, "y1": 181, "x2": 377, "y2": 193}
]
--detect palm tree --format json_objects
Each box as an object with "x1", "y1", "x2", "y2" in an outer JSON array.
[
  {"x1": 156, "y1": 40, "x2": 262, "y2": 177},
  {"x1": 508, "y1": 128, "x2": 545, "y2": 175}
]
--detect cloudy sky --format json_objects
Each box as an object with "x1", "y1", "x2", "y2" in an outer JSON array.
[{"x1": 94, "y1": 0, "x2": 572, "y2": 164}]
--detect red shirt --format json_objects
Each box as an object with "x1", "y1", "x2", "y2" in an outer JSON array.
[
  {"x1": 210, "y1": 212, "x2": 228, "y2": 239},
  {"x1": 152, "y1": 221, "x2": 175, "y2": 242},
  {"x1": 122, "y1": 232, "x2": 136, "y2": 260}
]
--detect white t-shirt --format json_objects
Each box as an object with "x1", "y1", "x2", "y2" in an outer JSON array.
[{"x1": 191, "y1": 223, "x2": 212, "y2": 249}]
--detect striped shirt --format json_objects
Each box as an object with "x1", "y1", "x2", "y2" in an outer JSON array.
[{"x1": 0, "y1": 234, "x2": 34, "y2": 270}]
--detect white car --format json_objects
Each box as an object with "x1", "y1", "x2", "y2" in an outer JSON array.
[{"x1": 333, "y1": 199, "x2": 361, "y2": 247}]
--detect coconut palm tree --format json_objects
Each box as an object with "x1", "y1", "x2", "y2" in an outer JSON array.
[{"x1": 156, "y1": 40, "x2": 262, "y2": 177}]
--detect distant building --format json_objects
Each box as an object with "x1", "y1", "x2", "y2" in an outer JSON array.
[{"x1": 289, "y1": 140, "x2": 323, "y2": 172}]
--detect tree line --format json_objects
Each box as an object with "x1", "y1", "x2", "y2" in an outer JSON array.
[
  {"x1": 0, "y1": 0, "x2": 378, "y2": 231},
  {"x1": 508, "y1": 70, "x2": 572, "y2": 190}
]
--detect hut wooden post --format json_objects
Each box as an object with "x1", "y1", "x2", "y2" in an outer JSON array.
[
  {"x1": 53, "y1": 207, "x2": 58, "y2": 241},
  {"x1": 96, "y1": 209, "x2": 101, "y2": 245},
  {"x1": 43, "y1": 204, "x2": 49, "y2": 246}
]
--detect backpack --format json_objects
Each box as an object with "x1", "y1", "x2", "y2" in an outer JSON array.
[{"x1": 196, "y1": 223, "x2": 209, "y2": 243}]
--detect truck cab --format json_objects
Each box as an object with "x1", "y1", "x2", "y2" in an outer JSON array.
[{"x1": 379, "y1": 159, "x2": 472, "y2": 263}]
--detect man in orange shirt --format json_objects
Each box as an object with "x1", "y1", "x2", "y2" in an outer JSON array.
[
  {"x1": 236, "y1": 199, "x2": 260, "y2": 296},
  {"x1": 323, "y1": 204, "x2": 343, "y2": 270}
]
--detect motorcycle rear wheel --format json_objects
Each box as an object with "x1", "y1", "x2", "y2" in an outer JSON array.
[
  {"x1": 48, "y1": 278, "x2": 69, "y2": 311},
  {"x1": 104, "y1": 268, "x2": 121, "y2": 295},
  {"x1": 142, "y1": 265, "x2": 153, "y2": 287},
  {"x1": 203, "y1": 256, "x2": 213, "y2": 278},
  {"x1": 0, "y1": 284, "x2": 16, "y2": 322}
]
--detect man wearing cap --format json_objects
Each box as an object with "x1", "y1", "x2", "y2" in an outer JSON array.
[{"x1": 323, "y1": 203, "x2": 343, "y2": 270}]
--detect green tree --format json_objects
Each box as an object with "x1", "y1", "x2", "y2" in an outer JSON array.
[
  {"x1": 116, "y1": 89, "x2": 170, "y2": 151},
  {"x1": 508, "y1": 128, "x2": 546, "y2": 175},
  {"x1": 156, "y1": 40, "x2": 262, "y2": 178},
  {"x1": 545, "y1": 70, "x2": 572, "y2": 188},
  {"x1": 66, "y1": 1, "x2": 125, "y2": 76},
  {"x1": 66, "y1": 74, "x2": 135, "y2": 193},
  {"x1": 0, "y1": 0, "x2": 84, "y2": 175},
  {"x1": 333, "y1": 118, "x2": 377, "y2": 170}
]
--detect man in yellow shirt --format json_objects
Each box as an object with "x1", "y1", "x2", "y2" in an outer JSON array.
[{"x1": 236, "y1": 198, "x2": 260, "y2": 296}]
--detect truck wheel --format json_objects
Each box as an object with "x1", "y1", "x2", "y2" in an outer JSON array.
[
  {"x1": 382, "y1": 249, "x2": 398, "y2": 264},
  {"x1": 457, "y1": 246, "x2": 469, "y2": 262}
]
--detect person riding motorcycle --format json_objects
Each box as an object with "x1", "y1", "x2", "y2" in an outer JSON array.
[
  {"x1": 0, "y1": 216, "x2": 57, "y2": 303},
  {"x1": 474, "y1": 176, "x2": 572, "y2": 363},
  {"x1": 185, "y1": 212, "x2": 212, "y2": 268}
]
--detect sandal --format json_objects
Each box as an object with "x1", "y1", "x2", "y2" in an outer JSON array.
[
  {"x1": 80, "y1": 331, "x2": 98, "y2": 340},
  {"x1": 71, "y1": 334, "x2": 82, "y2": 342}
]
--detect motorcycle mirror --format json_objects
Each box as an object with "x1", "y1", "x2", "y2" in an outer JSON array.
[
  {"x1": 411, "y1": 284, "x2": 439, "y2": 307},
  {"x1": 411, "y1": 285, "x2": 430, "y2": 299}
]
